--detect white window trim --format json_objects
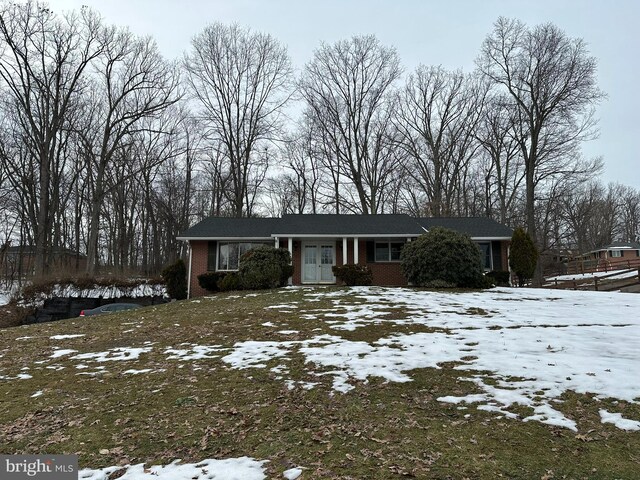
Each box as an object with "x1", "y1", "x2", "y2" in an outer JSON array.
[
  {"x1": 216, "y1": 241, "x2": 270, "y2": 272},
  {"x1": 374, "y1": 240, "x2": 404, "y2": 263},
  {"x1": 477, "y1": 241, "x2": 493, "y2": 271}
]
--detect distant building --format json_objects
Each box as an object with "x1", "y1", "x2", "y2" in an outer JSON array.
[
  {"x1": 0, "y1": 246, "x2": 87, "y2": 277},
  {"x1": 576, "y1": 242, "x2": 640, "y2": 272}
]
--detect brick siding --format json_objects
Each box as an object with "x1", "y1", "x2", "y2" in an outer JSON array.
[{"x1": 188, "y1": 240, "x2": 209, "y2": 298}]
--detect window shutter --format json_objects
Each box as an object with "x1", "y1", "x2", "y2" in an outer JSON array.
[
  {"x1": 492, "y1": 241, "x2": 502, "y2": 271},
  {"x1": 207, "y1": 241, "x2": 217, "y2": 271},
  {"x1": 366, "y1": 241, "x2": 375, "y2": 263}
]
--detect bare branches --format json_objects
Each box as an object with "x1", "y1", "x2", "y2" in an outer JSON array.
[
  {"x1": 184, "y1": 23, "x2": 293, "y2": 217},
  {"x1": 299, "y1": 35, "x2": 402, "y2": 214},
  {"x1": 478, "y1": 17, "x2": 606, "y2": 243}
]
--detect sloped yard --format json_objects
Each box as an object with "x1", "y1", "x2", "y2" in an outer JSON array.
[{"x1": 0, "y1": 287, "x2": 639, "y2": 479}]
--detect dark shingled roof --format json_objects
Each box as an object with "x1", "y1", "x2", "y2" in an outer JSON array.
[
  {"x1": 417, "y1": 217, "x2": 513, "y2": 238},
  {"x1": 177, "y1": 217, "x2": 281, "y2": 239},
  {"x1": 178, "y1": 215, "x2": 513, "y2": 239},
  {"x1": 273, "y1": 214, "x2": 424, "y2": 236},
  {"x1": 594, "y1": 241, "x2": 640, "y2": 251}
]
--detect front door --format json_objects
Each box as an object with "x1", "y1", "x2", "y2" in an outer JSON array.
[{"x1": 302, "y1": 243, "x2": 336, "y2": 283}]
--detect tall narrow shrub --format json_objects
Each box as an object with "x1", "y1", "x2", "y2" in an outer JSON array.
[
  {"x1": 162, "y1": 259, "x2": 187, "y2": 299},
  {"x1": 509, "y1": 227, "x2": 538, "y2": 287}
]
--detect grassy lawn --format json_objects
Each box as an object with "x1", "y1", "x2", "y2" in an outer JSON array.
[{"x1": 0, "y1": 287, "x2": 638, "y2": 479}]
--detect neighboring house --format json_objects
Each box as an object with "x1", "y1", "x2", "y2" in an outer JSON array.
[
  {"x1": 0, "y1": 246, "x2": 87, "y2": 278},
  {"x1": 577, "y1": 242, "x2": 640, "y2": 271},
  {"x1": 178, "y1": 214, "x2": 513, "y2": 298}
]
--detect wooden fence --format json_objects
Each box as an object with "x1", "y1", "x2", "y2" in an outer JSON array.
[
  {"x1": 548, "y1": 268, "x2": 640, "y2": 292},
  {"x1": 565, "y1": 258, "x2": 640, "y2": 275}
]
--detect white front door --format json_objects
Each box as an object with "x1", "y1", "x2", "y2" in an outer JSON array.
[{"x1": 302, "y1": 243, "x2": 336, "y2": 283}]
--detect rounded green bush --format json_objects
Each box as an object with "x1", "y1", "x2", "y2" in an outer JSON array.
[
  {"x1": 332, "y1": 264, "x2": 373, "y2": 286},
  {"x1": 238, "y1": 246, "x2": 293, "y2": 290},
  {"x1": 400, "y1": 227, "x2": 485, "y2": 288},
  {"x1": 218, "y1": 272, "x2": 241, "y2": 291},
  {"x1": 197, "y1": 272, "x2": 225, "y2": 292}
]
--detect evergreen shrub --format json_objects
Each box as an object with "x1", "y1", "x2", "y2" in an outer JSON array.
[
  {"x1": 509, "y1": 227, "x2": 538, "y2": 287},
  {"x1": 332, "y1": 264, "x2": 373, "y2": 286},
  {"x1": 197, "y1": 272, "x2": 226, "y2": 292},
  {"x1": 161, "y1": 259, "x2": 187, "y2": 300},
  {"x1": 400, "y1": 227, "x2": 486, "y2": 288},
  {"x1": 238, "y1": 246, "x2": 293, "y2": 290}
]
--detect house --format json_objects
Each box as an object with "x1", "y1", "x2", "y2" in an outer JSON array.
[
  {"x1": 177, "y1": 214, "x2": 513, "y2": 297},
  {"x1": 577, "y1": 241, "x2": 640, "y2": 272},
  {"x1": 0, "y1": 245, "x2": 87, "y2": 278}
]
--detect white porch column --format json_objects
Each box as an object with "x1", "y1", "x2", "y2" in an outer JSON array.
[
  {"x1": 342, "y1": 237, "x2": 348, "y2": 265},
  {"x1": 287, "y1": 237, "x2": 293, "y2": 285},
  {"x1": 353, "y1": 237, "x2": 359, "y2": 264},
  {"x1": 186, "y1": 241, "x2": 192, "y2": 299},
  {"x1": 507, "y1": 244, "x2": 513, "y2": 287},
  {"x1": 274, "y1": 236, "x2": 279, "y2": 248}
]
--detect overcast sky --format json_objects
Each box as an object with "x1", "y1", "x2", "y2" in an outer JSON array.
[{"x1": 46, "y1": 0, "x2": 640, "y2": 190}]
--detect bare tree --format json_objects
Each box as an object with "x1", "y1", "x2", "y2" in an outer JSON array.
[
  {"x1": 395, "y1": 66, "x2": 485, "y2": 216},
  {"x1": 80, "y1": 25, "x2": 179, "y2": 274},
  {"x1": 0, "y1": 2, "x2": 104, "y2": 274},
  {"x1": 300, "y1": 35, "x2": 402, "y2": 214},
  {"x1": 618, "y1": 185, "x2": 640, "y2": 243},
  {"x1": 478, "y1": 17, "x2": 605, "y2": 242},
  {"x1": 562, "y1": 181, "x2": 619, "y2": 252},
  {"x1": 184, "y1": 23, "x2": 292, "y2": 218},
  {"x1": 474, "y1": 94, "x2": 525, "y2": 224}
]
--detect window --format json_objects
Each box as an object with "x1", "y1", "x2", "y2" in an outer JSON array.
[
  {"x1": 216, "y1": 242, "x2": 269, "y2": 271},
  {"x1": 477, "y1": 242, "x2": 492, "y2": 270},
  {"x1": 610, "y1": 250, "x2": 622, "y2": 258},
  {"x1": 374, "y1": 241, "x2": 404, "y2": 262}
]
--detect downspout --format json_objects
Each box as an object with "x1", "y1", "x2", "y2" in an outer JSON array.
[{"x1": 187, "y1": 240, "x2": 192, "y2": 299}]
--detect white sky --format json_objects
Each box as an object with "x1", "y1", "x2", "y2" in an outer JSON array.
[{"x1": 45, "y1": 0, "x2": 640, "y2": 190}]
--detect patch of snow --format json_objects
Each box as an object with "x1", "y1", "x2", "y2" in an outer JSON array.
[
  {"x1": 283, "y1": 467, "x2": 303, "y2": 479},
  {"x1": 599, "y1": 410, "x2": 640, "y2": 431},
  {"x1": 72, "y1": 347, "x2": 152, "y2": 362},
  {"x1": 222, "y1": 341, "x2": 294, "y2": 369},
  {"x1": 50, "y1": 349, "x2": 78, "y2": 358},
  {"x1": 438, "y1": 394, "x2": 488, "y2": 404},
  {"x1": 261, "y1": 322, "x2": 275, "y2": 327},
  {"x1": 50, "y1": 334, "x2": 85, "y2": 340},
  {"x1": 31, "y1": 390, "x2": 43, "y2": 398},
  {"x1": 123, "y1": 369, "x2": 153, "y2": 375},
  {"x1": 277, "y1": 330, "x2": 299, "y2": 335},
  {"x1": 164, "y1": 345, "x2": 224, "y2": 361},
  {"x1": 78, "y1": 457, "x2": 268, "y2": 480}
]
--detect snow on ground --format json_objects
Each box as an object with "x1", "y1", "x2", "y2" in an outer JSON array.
[
  {"x1": 79, "y1": 457, "x2": 268, "y2": 480},
  {"x1": 0, "y1": 291, "x2": 9, "y2": 306},
  {"x1": 599, "y1": 410, "x2": 640, "y2": 431},
  {"x1": 50, "y1": 283, "x2": 167, "y2": 299},
  {"x1": 4, "y1": 286, "x2": 639, "y2": 433},
  {"x1": 241, "y1": 287, "x2": 640, "y2": 431}
]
